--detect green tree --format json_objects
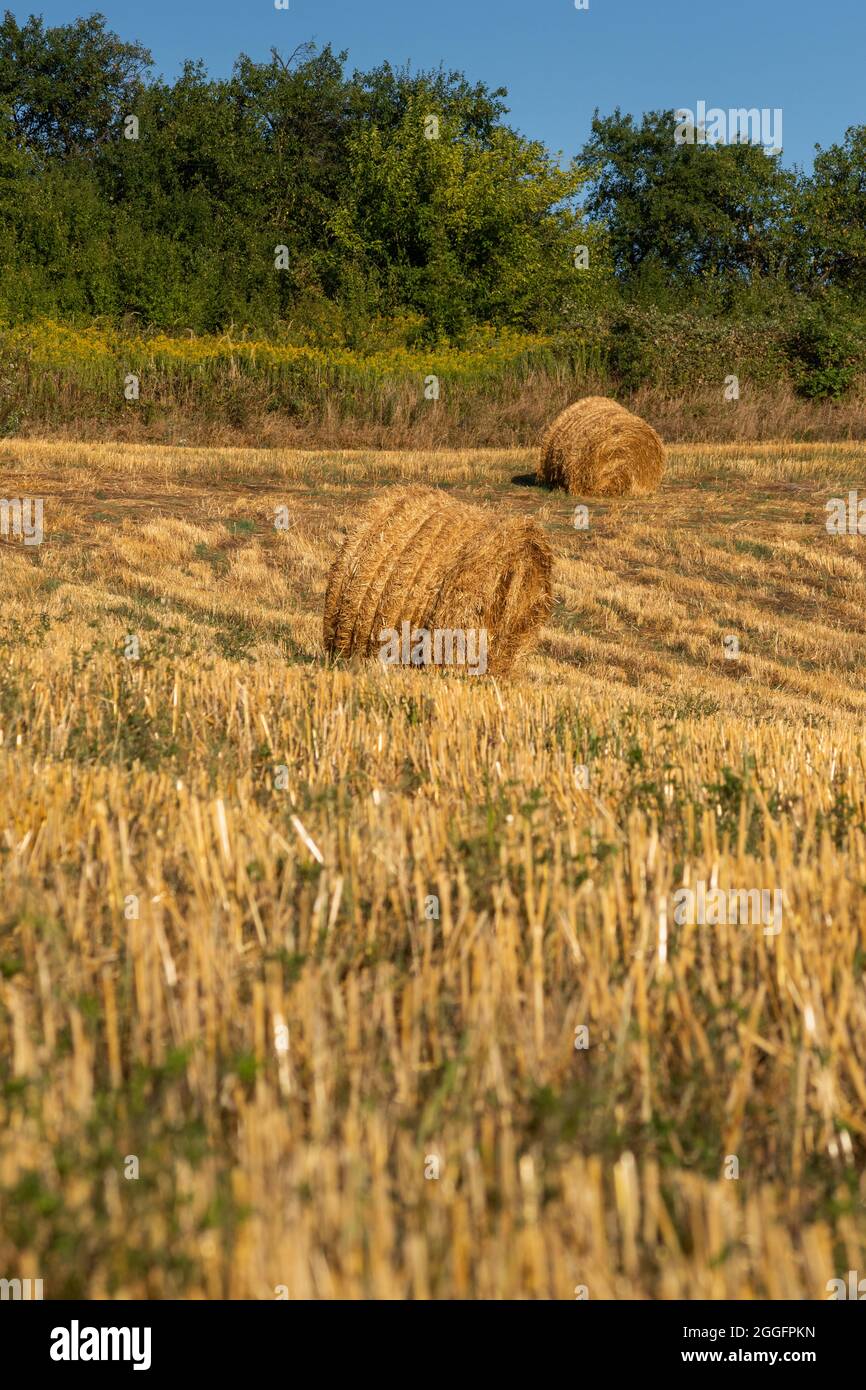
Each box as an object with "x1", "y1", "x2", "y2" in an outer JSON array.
[
  {"x1": 0, "y1": 10, "x2": 151, "y2": 156},
  {"x1": 805, "y1": 126, "x2": 866, "y2": 298},
  {"x1": 331, "y1": 88, "x2": 596, "y2": 339},
  {"x1": 579, "y1": 109, "x2": 798, "y2": 292}
]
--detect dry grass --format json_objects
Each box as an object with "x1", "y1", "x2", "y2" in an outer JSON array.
[
  {"x1": 1, "y1": 437, "x2": 865, "y2": 1299},
  {"x1": 6, "y1": 363, "x2": 866, "y2": 452},
  {"x1": 538, "y1": 396, "x2": 665, "y2": 496},
  {"x1": 322, "y1": 485, "x2": 553, "y2": 676}
]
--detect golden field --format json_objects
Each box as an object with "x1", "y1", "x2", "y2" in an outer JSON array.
[{"x1": 1, "y1": 437, "x2": 865, "y2": 1298}]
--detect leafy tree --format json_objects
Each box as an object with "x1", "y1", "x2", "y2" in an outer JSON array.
[
  {"x1": 232, "y1": 44, "x2": 351, "y2": 261},
  {"x1": 331, "y1": 88, "x2": 595, "y2": 339},
  {"x1": 579, "y1": 109, "x2": 798, "y2": 290},
  {"x1": 347, "y1": 59, "x2": 508, "y2": 144},
  {"x1": 0, "y1": 10, "x2": 151, "y2": 156},
  {"x1": 805, "y1": 126, "x2": 866, "y2": 297}
]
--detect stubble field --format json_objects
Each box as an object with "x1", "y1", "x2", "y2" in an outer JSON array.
[{"x1": 1, "y1": 438, "x2": 865, "y2": 1298}]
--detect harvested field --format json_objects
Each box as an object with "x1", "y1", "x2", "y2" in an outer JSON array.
[{"x1": 1, "y1": 437, "x2": 865, "y2": 1298}]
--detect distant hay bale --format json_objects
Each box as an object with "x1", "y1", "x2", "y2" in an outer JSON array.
[
  {"x1": 323, "y1": 486, "x2": 553, "y2": 677},
  {"x1": 537, "y1": 396, "x2": 665, "y2": 497}
]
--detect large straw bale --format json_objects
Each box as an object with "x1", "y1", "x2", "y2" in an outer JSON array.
[
  {"x1": 323, "y1": 486, "x2": 553, "y2": 676},
  {"x1": 537, "y1": 396, "x2": 665, "y2": 496}
]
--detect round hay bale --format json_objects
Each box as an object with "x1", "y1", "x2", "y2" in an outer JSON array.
[
  {"x1": 537, "y1": 395, "x2": 665, "y2": 497},
  {"x1": 323, "y1": 486, "x2": 553, "y2": 676}
]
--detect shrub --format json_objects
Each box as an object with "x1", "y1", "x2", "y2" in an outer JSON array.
[{"x1": 785, "y1": 313, "x2": 861, "y2": 400}]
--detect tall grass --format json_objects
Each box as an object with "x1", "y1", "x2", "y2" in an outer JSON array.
[{"x1": 2, "y1": 321, "x2": 865, "y2": 447}]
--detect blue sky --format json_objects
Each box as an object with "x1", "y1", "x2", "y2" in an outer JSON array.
[{"x1": 19, "y1": 0, "x2": 866, "y2": 170}]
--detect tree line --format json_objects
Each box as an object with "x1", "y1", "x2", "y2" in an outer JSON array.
[{"x1": 1, "y1": 10, "x2": 864, "y2": 355}]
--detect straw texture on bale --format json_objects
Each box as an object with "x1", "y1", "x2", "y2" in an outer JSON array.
[
  {"x1": 323, "y1": 486, "x2": 553, "y2": 676},
  {"x1": 537, "y1": 395, "x2": 665, "y2": 497}
]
